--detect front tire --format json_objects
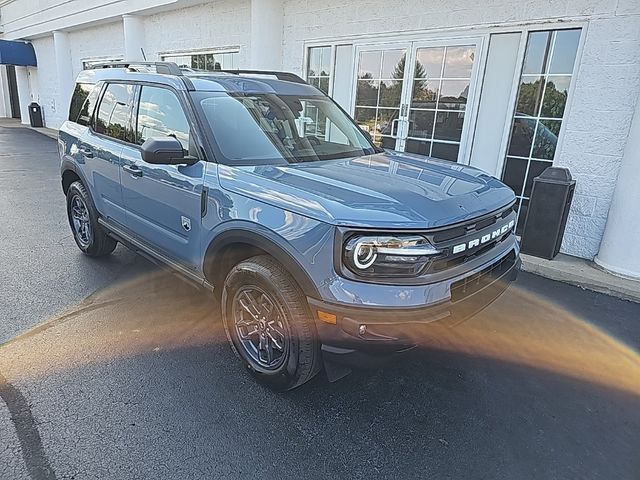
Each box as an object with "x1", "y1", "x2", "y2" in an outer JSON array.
[
  {"x1": 222, "y1": 255, "x2": 321, "y2": 391},
  {"x1": 66, "y1": 181, "x2": 116, "y2": 257}
]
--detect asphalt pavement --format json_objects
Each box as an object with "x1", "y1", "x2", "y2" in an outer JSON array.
[
  {"x1": 1, "y1": 126, "x2": 639, "y2": 480},
  {"x1": 0, "y1": 127, "x2": 150, "y2": 344}
]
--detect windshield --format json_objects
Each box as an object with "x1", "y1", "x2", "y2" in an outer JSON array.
[{"x1": 193, "y1": 92, "x2": 379, "y2": 165}]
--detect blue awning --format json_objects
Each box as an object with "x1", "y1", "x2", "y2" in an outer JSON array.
[{"x1": 0, "y1": 40, "x2": 37, "y2": 67}]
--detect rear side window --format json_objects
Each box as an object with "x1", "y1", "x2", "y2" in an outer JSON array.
[
  {"x1": 95, "y1": 83, "x2": 135, "y2": 142},
  {"x1": 69, "y1": 83, "x2": 99, "y2": 126},
  {"x1": 136, "y1": 86, "x2": 190, "y2": 151}
]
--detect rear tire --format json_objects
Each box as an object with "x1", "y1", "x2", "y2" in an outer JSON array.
[
  {"x1": 66, "y1": 181, "x2": 117, "y2": 257},
  {"x1": 221, "y1": 255, "x2": 321, "y2": 391}
]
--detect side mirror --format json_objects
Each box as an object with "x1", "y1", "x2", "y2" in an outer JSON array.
[{"x1": 140, "y1": 137, "x2": 197, "y2": 165}]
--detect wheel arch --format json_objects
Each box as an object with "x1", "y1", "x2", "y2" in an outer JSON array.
[
  {"x1": 203, "y1": 226, "x2": 321, "y2": 300},
  {"x1": 61, "y1": 159, "x2": 87, "y2": 195}
]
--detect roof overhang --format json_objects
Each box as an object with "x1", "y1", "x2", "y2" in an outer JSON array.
[{"x1": 0, "y1": 39, "x2": 37, "y2": 66}]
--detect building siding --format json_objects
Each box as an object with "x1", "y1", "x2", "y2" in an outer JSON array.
[{"x1": 143, "y1": 0, "x2": 251, "y2": 64}]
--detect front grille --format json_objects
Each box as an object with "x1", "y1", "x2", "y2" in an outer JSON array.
[
  {"x1": 450, "y1": 251, "x2": 516, "y2": 302},
  {"x1": 425, "y1": 203, "x2": 516, "y2": 274}
]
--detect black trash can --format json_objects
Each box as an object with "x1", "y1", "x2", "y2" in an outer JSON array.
[
  {"x1": 28, "y1": 102, "x2": 44, "y2": 128},
  {"x1": 521, "y1": 167, "x2": 576, "y2": 260}
]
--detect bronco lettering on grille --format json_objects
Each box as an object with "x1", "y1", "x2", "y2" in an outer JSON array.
[{"x1": 452, "y1": 219, "x2": 515, "y2": 255}]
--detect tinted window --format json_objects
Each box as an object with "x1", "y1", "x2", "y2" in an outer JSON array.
[
  {"x1": 136, "y1": 86, "x2": 190, "y2": 150},
  {"x1": 69, "y1": 83, "x2": 99, "y2": 125},
  {"x1": 95, "y1": 83, "x2": 135, "y2": 142}
]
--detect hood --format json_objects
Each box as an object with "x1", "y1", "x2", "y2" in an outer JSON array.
[{"x1": 217, "y1": 151, "x2": 516, "y2": 229}]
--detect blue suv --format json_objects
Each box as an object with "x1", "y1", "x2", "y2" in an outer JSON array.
[{"x1": 59, "y1": 62, "x2": 520, "y2": 390}]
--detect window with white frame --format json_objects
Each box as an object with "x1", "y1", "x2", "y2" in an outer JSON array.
[
  {"x1": 304, "y1": 46, "x2": 333, "y2": 137},
  {"x1": 306, "y1": 46, "x2": 332, "y2": 94},
  {"x1": 82, "y1": 58, "x2": 123, "y2": 70},
  {"x1": 162, "y1": 50, "x2": 240, "y2": 71},
  {"x1": 501, "y1": 28, "x2": 581, "y2": 233}
]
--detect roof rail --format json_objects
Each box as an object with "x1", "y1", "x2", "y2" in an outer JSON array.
[
  {"x1": 215, "y1": 70, "x2": 306, "y2": 84},
  {"x1": 87, "y1": 61, "x2": 183, "y2": 76}
]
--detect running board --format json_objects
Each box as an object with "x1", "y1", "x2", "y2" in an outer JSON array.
[{"x1": 97, "y1": 217, "x2": 214, "y2": 293}]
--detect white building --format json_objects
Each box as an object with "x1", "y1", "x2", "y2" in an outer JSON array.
[{"x1": 0, "y1": 0, "x2": 638, "y2": 277}]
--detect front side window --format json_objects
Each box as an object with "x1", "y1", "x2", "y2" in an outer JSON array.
[
  {"x1": 136, "y1": 86, "x2": 190, "y2": 151},
  {"x1": 95, "y1": 83, "x2": 135, "y2": 142},
  {"x1": 194, "y1": 92, "x2": 377, "y2": 165}
]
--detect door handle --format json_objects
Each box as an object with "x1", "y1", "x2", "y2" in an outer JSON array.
[
  {"x1": 79, "y1": 146, "x2": 94, "y2": 158},
  {"x1": 390, "y1": 118, "x2": 400, "y2": 139},
  {"x1": 123, "y1": 164, "x2": 143, "y2": 178}
]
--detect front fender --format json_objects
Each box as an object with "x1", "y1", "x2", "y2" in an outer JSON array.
[{"x1": 202, "y1": 221, "x2": 330, "y2": 299}]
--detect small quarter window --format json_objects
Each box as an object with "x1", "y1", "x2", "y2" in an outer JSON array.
[
  {"x1": 95, "y1": 83, "x2": 135, "y2": 142},
  {"x1": 69, "y1": 83, "x2": 99, "y2": 125},
  {"x1": 136, "y1": 86, "x2": 190, "y2": 151}
]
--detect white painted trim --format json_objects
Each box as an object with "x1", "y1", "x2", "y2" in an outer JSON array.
[
  {"x1": 328, "y1": 44, "x2": 337, "y2": 97},
  {"x1": 550, "y1": 23, "x2": 589, "y2": 168},
  {"x1": 493, "y1": 31, "x2": 528, "y2": 179}
]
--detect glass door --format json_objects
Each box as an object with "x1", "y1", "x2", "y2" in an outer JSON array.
[
  {"x1": 353, "y1": 44, "x2": 411, "y2": 150},
  {"x1": 403, "y1": 43, "x2": 478, "y2": 161},
  {"x1": 352, "y1": 39, "x2": 482, "y2": 163}
]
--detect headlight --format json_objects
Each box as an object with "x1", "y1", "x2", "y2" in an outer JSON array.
[{"x1": 343, "y1": 234, "x2": 441, "y2": 277}]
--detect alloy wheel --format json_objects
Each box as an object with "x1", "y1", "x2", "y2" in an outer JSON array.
[
  {"x1": 232, "y1": 286, "x2": 290, "y2": 370},
  {"x1": 70, "y1": 194, "x2": 92, "y2": 248}
]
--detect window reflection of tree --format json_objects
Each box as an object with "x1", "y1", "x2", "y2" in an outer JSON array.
[{"x1": 517, "y1": 79, "x2": 568, "y2": 119}]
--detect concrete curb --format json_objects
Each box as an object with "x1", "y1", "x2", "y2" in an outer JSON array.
[
  {"x1": 521, "y1": 253, "x2": 640, "y2": 304},
  {"x1": 0, "y1": 118, "x2": 58, "y2": 140}
]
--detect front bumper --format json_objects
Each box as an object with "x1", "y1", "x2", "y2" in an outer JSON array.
[{"x1": 309, "y1": 249, "x2": 520, "y2": 370}]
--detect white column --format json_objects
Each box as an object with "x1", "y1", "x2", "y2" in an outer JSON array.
[
  {"x1": 53, "y1": 31, "x2": 74, "y2": 120},
  {"x1": 123, "y1": 14, "x2": 145, "y2": 61},
  {"x1": 0, "y1": 67, "x2": 9, "y2": 118},
  {"x1": 15, "y1": 66, "x2": 31, "y2": 125},
  {"x1": 250, "y1": 0, "x2": 284, "y2": 70},
  {"x1": 594, "y1": 95, "x2": 640, "y2": 279}
]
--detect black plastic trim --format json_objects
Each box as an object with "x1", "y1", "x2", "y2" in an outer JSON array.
[{"x1": 203, "y1": 227, "x2": 320, "y2": 299}]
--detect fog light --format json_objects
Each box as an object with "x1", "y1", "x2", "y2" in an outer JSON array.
[{"x1": 359, "y1": 324, "x2": 367, "y2": 335}]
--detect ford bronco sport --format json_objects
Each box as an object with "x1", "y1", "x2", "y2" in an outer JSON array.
[{"x1": 59, "y1": 62, "x2": 520, "y2": 390}]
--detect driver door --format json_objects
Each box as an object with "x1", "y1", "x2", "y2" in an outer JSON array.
[{"x1": 120, "y1": 84, "x2": 205, "y2": 270}]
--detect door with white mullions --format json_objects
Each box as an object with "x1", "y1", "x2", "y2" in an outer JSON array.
[
  {"x1": 352, "y1": 38, "x2": 482, "y2": 163},
  {"x1": 403, "y1": 39, "x2": 481, "y2": 162},
  {"x1": 352, "y1": 43, "x2": 412, "y2": 151}
]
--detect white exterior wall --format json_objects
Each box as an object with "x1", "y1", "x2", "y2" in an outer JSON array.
[
  {"x1": 281, "y1": 0, "x2": 640, "y2": 260},
  {"x1": 143, "y1": 0, "x2": 250, "y2": 64},
  {"x1": 67, "y1": 21, "x2": 125, "y2": 80},
  {"x1": 0, "y1": 0, "x2": 638, "y2": 263},
  {"x1": 26, "y1": 36, "x2": 57, "y2": 124}
]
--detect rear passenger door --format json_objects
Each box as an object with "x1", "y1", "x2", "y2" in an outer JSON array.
[
  {"x1": 80, "y1": 82, "x2": 136, "y2": 227},
  {"x1": 120, "y1": 84, "x2": 205, "y2": 270}
]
